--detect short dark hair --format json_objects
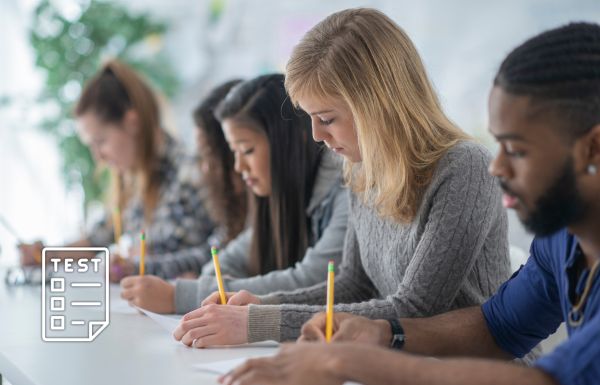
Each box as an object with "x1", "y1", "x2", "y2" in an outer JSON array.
[
  {"x1": 494, "y1": 22, "x2": 600, "y2": 140},
  {"x1": 215, "y1": 74, "x2": 323, "y2": 275}
]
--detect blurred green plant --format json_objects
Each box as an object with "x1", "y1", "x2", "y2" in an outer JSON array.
[{"x1": 29, "y1": 0, "x2": 179, "y2": 215}]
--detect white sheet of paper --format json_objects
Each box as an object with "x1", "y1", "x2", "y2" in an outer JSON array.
[
  {"x1": 111, "y1": 299, "x2": 139, "y2": 315},
  {"x1": 135, "y1": 306, "x2": 181, "y2": 333},
  {"x1": 194, "y1": 357, "x2": 361, "y2": 385},
  {"x1": 194, "y1": 356, "x2": 271, "y2": 375}
]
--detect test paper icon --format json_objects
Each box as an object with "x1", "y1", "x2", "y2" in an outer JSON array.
[{"x1": 42, "y1": 247, "x2": 110, "y2": 342}]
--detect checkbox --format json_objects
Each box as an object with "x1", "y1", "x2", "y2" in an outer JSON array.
[
  {"x1": 50, "y1": 296, "x2": 65, "y2": 311},
  {"x1": 50, "y1": 315, "x2": 65, "y2": 330},
  {"x1": 50, "y1": 278, "x2": 65, "y2": 292}
]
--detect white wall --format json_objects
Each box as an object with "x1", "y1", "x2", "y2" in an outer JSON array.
[{"x1": 1, "y1": 0, "x2": 599, "y2": 265}]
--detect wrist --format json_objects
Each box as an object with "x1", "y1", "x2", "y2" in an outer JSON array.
[
  {"x1": 167, "y1": 283, "x2": 176, "y2": 313},
  {"x1": 375, "y1": 319, "x2": 393, "y2": 347},
  {"x1": 387, "y1": 319, "x2": 405, "y2": 350}
]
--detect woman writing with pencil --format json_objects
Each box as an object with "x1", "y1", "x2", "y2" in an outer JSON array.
[
  {"x1": 120, "y1": 74, "x2": 349, "y2": 316},
  {"x1": 18, "y1": 60, "x2": 216, "y2": 279},
  {"x1": 171, "y1": 8, "x2": 511, "y2": 348}
]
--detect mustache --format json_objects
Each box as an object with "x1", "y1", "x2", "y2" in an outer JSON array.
[{"x1": 498, "y1": 180, "x2": 518, "y2": 198}]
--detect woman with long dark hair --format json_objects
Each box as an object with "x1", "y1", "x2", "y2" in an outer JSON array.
[{"x1": 122, "y1": 74, "x2": 348, "y2": 315}]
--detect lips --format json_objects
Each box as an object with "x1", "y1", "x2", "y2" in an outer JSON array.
[
  {"x1": 244, "y1": 177, "x2": 258, "y2": 187},
  {"x1": 324, "y1": 141, "x2": 343, "y2": 153},
  {"x1": 502, "y1": 193, "x2": 519, "y2": 209}
]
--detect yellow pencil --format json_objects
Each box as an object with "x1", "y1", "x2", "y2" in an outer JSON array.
[
  {"x1": 325, "y1": 260, "x2": 335, "y2": 343},
  {"x1": 139, "y1": 231, "x2": 146, "y2": 276},
  {"x1": 211, "y1": 246, "x2": 227, "y2": 305},
  {"x1": 113, "y1": 207, "x2": 121, "y2": 246}
]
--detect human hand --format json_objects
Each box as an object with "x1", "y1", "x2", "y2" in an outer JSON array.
[
  {"x1": 219, "y1": 342, "x2": 349, "y2": 385},
  {"x1": 173, "y1": 304, "x2": 249, "y2": 348},
  {"x1": 201, "y1": 289, "x2": 262, "y2": 306},
  {"x1": 300, "y1": 312, "x2": 391, "y2": 347},
  {"x1": 120, "y1": 275, "x2": 175, "y2": 313},
  {"x1": 18, "y1": 241, "x2": 43, "y2": 266}
]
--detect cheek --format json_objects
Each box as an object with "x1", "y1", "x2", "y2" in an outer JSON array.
[
  {"x1": 109, "y1": 132, "x2": 137, "y2": 162},
  {"x1": 347, "y1": 125, "x2": 359, "y2": 147},
  {"x1": 511, "y1": 162, "x2": 548, "y2": 206},
  {"x1": 335, "y1": 122, "x2": 358, "y2": 146},
  {"x1": 257, "y1": 152, "x2": 271, "y2": 183}
]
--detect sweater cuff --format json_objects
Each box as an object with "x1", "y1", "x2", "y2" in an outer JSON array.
[
  {"x1": 257, "y1": 293, "x2": 281, "y2": 305},
  {"x1": 248, "y1": 305, "x2": 281, "y2": 342},
  {"x1": 174, "y1": 279, "x2": 201, "y2": 314}
]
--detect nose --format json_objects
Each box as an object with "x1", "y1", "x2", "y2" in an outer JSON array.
[
  {"x1": 311, "y1": 119, "x2": 329, "y2": 143},
  {"x1": 234, "y1": 153, "x2": 247, "y2": 174},
  {"x1": 488, "y1": 146, "x2": 513, "y2": 180}
]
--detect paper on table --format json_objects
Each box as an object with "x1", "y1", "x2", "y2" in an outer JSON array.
[
  {"x1": 111, "y1": 299, "x2": 139, "y2": 315},
  {"x1": 135, "y1": 306, "x2": 181, "y2": 333},
  {"x1": 194, "y1": 357, "x2": 361, "y2": 385},
  {"x1": 194, "y1": 356, "x2": 273, "y2": 375}
]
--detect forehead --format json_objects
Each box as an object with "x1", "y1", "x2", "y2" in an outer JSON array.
[
  {"x1": 488, "y1": 86, "x2": 563, "y2": 142},
  {"x1": 297, "y1": 95, "x2": 346, "y2": 114},
  {"x1": 77, "y1": 112, "x2": 101, "y2": 129},
  {"x1": 221, "y1": 118, "x2": 265, "y2": 142},
  {"x1": 76, "y1": 112, "x2": 109, "y2": 141}
]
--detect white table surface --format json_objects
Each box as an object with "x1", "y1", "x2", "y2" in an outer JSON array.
[{"x1": 0, "y1": 269, "x2": 278, "y2": 385}]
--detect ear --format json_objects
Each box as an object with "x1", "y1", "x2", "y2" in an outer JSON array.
[
  {"x1": 122, "y1": 109, "x2": 141, "y2": 135},
  {"x1": 582, "y1": 124, "x2": 600, "y2": 168}
]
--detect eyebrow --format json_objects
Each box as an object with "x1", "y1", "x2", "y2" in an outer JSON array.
[
  {"x1": 490, "y1": 133, "x2": 528, "y2": 142},
  {"x1": 308, "y1": 110, "x2": 334, "y2": 116}
]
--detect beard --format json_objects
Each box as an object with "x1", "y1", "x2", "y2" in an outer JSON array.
[{"x1": 501, "y1": 157, "x2": 588, "y2": 237}]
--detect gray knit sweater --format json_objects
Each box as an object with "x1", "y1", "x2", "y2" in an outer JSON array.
[{"x1": 247, "y1": 141, "x2": 511, "y2": 342}]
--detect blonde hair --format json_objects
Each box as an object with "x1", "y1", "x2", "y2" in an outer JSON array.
[
  {"x1": 76, "y1": 59, "x2": 162, "y2": 224},
  {"x1": 285, "y1": 8, "x2": 470, "y2": 222}
]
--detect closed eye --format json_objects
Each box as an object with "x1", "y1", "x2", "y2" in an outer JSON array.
[
  {"x1": 502, "y1": 142, "x2": 526, "y2": 158},
  {"x1": 319, "y1": 118, "x2": 334, "y2": 125},
  {"x1": 506, "y1": 150, "x2": 526, "y2": 158}
]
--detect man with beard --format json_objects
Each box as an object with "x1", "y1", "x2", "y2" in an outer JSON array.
[{"x1": 218, "y1": 22, "x2": 600, "y2": 385}]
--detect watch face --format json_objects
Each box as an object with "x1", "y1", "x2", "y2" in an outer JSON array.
[
  {"x1": 392, "y1": 334, "x2": 405, "y2": 349},
  {"x1": 388, "y1": 319, "x2": 405, "y2": 349}
]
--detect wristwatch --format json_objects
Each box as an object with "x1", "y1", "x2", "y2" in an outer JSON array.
[{"x1": 388, "y1": 319, "x2": 405, "y2": 350}]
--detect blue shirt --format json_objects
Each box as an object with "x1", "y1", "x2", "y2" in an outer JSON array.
[{"x1": 482, "y1": 228, "x2": 600, "y2": 385}]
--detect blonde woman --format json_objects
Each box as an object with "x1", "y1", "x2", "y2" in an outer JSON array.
[
  {"x1": 19, "y1": 60, "x2": 216, "y2": 280},
  {"x1": 173, "y1": 8, "x2": 510, "y2": 347}
]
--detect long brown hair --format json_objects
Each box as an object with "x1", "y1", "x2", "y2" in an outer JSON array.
[
  {"x1": 75, "y1": 59, "x2": 163, "y2": 223},
  {"x1": 193, "y1": 80, "x2": 248, "y2": 244},
  {"x1": 215, "y1": 74, "x2": 323, "y2": 275},
  {"x1": 285, "y1": 8, "x2": 469, "y2": 222}
]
